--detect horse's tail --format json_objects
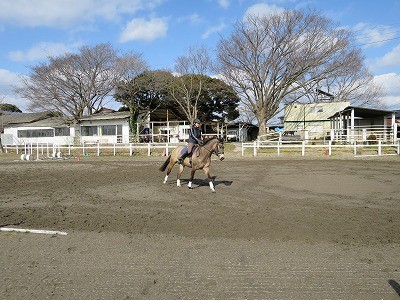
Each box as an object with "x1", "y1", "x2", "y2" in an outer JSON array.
[{"x1": 159, "y1": 155, "x2": 171, "y2": 172}]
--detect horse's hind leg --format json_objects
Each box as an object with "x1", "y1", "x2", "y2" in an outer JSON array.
[
  {"x1": 163, "y1": 160, "x2": 175, "y2": 184},
  {"x1": 176, "y1": 164, "x2": 184, "y2": 187},
  {"x1": 203, "y1": 166, "x2": 215, "y2": 192}
]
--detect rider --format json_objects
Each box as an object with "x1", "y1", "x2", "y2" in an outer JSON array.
[{"x1": 178, "y1": 118, "x2": 203, "y2": 164}]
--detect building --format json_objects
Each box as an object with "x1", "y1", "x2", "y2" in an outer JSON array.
[
  {"x1": 2, "y1": 108, "x2": 250, "y2": 145},
  {"x1": 1, "y1": 111, "x2": 74, "y2": 145},
  {"x1": 329, "y1": 106, "x2": 397, "y2": 142},
  {"x1": 284, "y1": 101, "x2": 350, "y2": 139}
]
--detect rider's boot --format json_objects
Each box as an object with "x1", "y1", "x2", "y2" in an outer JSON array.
[{"x1": 178, "y1": 153, "x2": 189, "y2": 164}]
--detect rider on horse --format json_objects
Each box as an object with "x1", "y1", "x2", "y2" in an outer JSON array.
[{"x1": 177, "y1": 118, "x2": 202, "y2": 164}]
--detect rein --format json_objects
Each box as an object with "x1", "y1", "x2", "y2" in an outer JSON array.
[{"x1": 200, "y1": 138, "x2": 221, "y2": 156}]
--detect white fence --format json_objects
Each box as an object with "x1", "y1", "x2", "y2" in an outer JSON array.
[
  {"x1": 2, "y1": 142, "x2": 184, "y2": 159},
  {"x1": 242, "y1": 140, "x2": 400, "y2": 157}
]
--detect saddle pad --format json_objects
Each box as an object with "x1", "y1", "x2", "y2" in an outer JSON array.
[{"x1": 180, "y1": 147, "x2": 188, "y2": 155}]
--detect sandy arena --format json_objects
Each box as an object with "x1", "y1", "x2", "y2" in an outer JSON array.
[{"x1": 0, "y1": 154, "x2": 399, "y2": 299}]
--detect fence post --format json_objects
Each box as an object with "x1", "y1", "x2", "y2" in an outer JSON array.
[
  {"x1": 253, "y1": 141, "x2": 257, "y2": 156},
  {"x1": 378, "y1": 140, "x2": 382, "y2": 156},
  {"x1": 301, "y1": 141, "x2": 305, "y2": 156},
  {"x1": 129, "y1": 143, "x2": 133, "y2": 156},
  {"x1": 147, "y1": 143, "x2": 151, "y2": 156},
  {"x1": 166, "y1": 143, "x2": 169, "y2": 156},
  {"x1": 113, "y1": 144, "x2": 116, "y2": 156},
  {"x1": 398, "y1": 140, "x2": 400, "y2": 155},
  {"x1": 241, "y1": 143, "x2": 244, "y2": 156},
  {"x1": 97, "y1": 142, "x2": 100, "y2": 156},
  {"x1": 353, "y1": 141, "x2": 357, "y2": 156},
  {"x1": 277, "y1": 141, "x2": 280, "y2": 156},
  {"x1": 328, "y1": 141, "x2": 332, "y2": 156},
  {"x1": 36, "y1": 142, "x2": 39, "y2": 160},
  {"x1": 16, "y1": 144, "x2": 18, "y2": 154}
]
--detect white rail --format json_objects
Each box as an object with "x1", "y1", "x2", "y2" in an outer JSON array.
[
  {"x1": 2, "y1": 142, "x2": 184, "y2": 158},
  {"x1": 242, "y1": 140, "x2": 400, "y2": 157}
]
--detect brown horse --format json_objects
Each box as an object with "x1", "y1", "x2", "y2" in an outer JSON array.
[{"x1": 159, "y1": 137, "x2": 225, "y2": 192}]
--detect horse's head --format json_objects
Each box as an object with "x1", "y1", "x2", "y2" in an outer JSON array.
[{"x1": 214, "y1": 137, "x2": 225, "y2": 161}]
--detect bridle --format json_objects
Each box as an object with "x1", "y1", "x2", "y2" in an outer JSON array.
[{"x1": 201, "y1": 138, "x2": 223, "y2": 157}]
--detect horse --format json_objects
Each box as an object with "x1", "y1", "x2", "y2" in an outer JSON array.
[{"x1": 159, "y1": 137, "x2": 225, "y2": 192}]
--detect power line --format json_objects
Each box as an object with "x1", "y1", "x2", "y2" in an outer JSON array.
[{"x1": 354, "y1": 36, "x2": 400, "y2": 47}]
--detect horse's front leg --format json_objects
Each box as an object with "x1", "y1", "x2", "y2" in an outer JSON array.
[
  {"x1": 188, "y1": 168, "x2": 196, "y2": 189},
  {"x1": 203, "y1": 166, "x2": 215, "y2": 192}
]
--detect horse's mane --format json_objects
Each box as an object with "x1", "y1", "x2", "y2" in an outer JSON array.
[{"x1": 202, "y1": 137, "x2": 222, "y2": 145}]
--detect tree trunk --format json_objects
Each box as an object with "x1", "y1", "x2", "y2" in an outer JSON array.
[
  {"x1": 257, "y1": 117, "x2": 267, "y2": 139},
  {"x1": 129, "y1": 106, "x2": 139, "y2": 142},
  {"x1": 0, "y1": 136, "x2": 4, "y2": 153}
]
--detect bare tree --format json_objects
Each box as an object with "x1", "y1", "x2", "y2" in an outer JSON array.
[
  {"x1": 170, "y1": 46, "x2": 212, "y2": 123},
  {"x1": 216, "y1": 9, "x2": 383, "y2": 136},
  {"x1": 14, "y1": 43, "x2": 147, "y2": 120}
]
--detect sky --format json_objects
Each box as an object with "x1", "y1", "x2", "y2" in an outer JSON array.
[{"x1": 1, "y1": 0, "x2": 400, "y2": 113}]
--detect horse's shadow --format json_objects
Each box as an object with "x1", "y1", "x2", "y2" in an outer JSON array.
[{"x1": 181, "y1": 176, "x2": 233, "y2": 188}]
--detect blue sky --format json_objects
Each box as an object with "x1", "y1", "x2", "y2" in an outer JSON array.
[{"x1": 1, "y1": 0, "x2": 400, "y2": 112}]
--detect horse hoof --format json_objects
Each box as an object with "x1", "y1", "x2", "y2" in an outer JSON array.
[{"x1": 188, "y1": 186, "x2": 193, "y2": 189}]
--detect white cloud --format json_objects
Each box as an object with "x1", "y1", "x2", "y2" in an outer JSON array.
[
  {"x1": 244, "y1": 3, "x2": 284, "y2": 20},
  {"x1": 374, "y1": 73, "x2": 400, "y2": 108},
  {"x1": 0, "y1": 69, "x2": 21, "y2": 91},
  {"x1": 8, "y1": 42, "x2": 80, "y2": 62},
  {"x1": 370, "y1": 44, "x2": 400, "y2": 72},
  {"x1": 177, "y1": 13, "x2": 204, "y2": 25},
  {"x1": 119, "y1": 17, "x2": 168, "y2": 42},
  {"x1": 201, "y1": 23, "x2": 226, "y2": 39},
  {"x1": 0, "y1": 69, "x2": 29, "y2": 111},
  {"x1": 217, "y1": 0, "x2": 230, "y2": 9},
  {"x1": 0, "y1": 0, "x2": 163, "y2": 28}
]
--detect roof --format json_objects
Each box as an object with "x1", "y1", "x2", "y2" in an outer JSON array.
[
  {"x1": 78, "y1": 111, "x2": 130, "y2": 121},
  {"x1": 329, "y1": 106, "x2": 394, "y2": 119},
  {"x1": 1, "y1": 111, "x2": 61, "y2": 127}
]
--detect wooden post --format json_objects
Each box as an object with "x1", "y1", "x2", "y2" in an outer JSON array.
[
  {"x1": 378, "y1": 140, "x2": 382, "y2": 156},
  {"x1": 328, "y1": 141, "x2": 332, "y2": 156},
  {"x1": 277, "y1": 141, "x2": 280, "y2": 156},
  {"x1": 353, "y1": 141, "x2": 357, "y2": 156},
  {"x1": 301, "y1": 141, "x2": 305, "y2": 156}
]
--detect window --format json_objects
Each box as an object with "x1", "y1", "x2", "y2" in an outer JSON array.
[
  {"x1": 81, "y1": 126, "x2": 98, "y2": 136},
  {"x1": 17, "y1": 129, "x2": 54, "y2": 138},
  {"x1": 55, "y1": 127, "x2": 70, "y2": 136},
  {"x1": 101, "y1": 125, "x2": 116, "y2": 136},
  {"x1": 310, "y1": 106, "x2": 323, "y2": 113}
]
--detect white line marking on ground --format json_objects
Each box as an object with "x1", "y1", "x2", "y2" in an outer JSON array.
[{"x1": 0, "y1": 227, "x2": 68, "y2": 236}]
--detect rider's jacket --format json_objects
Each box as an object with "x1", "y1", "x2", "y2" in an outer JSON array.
[{"x1": 188, "y1": 125, "x2": 202, "y2": 144}]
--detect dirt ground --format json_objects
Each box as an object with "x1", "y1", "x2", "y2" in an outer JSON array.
[{"x1": 0, "y1": 153, "x2": 399, "y2": 299}]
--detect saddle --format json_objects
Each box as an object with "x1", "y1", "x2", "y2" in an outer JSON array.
[
  {"x1": 180, "y1": 145, "x2": 200, "y2": 164},
  {"x1": 181, "y1": 145, "x2": 200, "y2": 156}
]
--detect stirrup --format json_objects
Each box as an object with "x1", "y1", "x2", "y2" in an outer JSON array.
[{"x1": 177, "y1": 157, "x2": 183, "y2": 164}]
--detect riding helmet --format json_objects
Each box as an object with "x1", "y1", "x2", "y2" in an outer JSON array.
[{"x1": 193, "y1": 118, "x2": 201, "y2": 124}]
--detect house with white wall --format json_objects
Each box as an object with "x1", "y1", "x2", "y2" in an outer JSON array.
[
  {"x1": 1, "y1": 112, "x2": 75, "y2": 145},
  {"x1": 284, "y1": 101, "x2": 350, "y2": 138}
]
